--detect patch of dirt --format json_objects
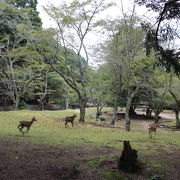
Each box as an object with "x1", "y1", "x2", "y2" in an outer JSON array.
[
  {"x1": 0, "y1": 139, "x2": 119, "y2": 180},
  {"x1": 0, "y1": 138, "x2": 180, "y2": 180}
]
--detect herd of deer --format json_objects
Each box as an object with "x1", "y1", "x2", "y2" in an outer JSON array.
[
  {"x1": 17, "y1": 114, "x2": 159, "y2": 139},
  {"x1": 17, "y1": 114, "x2": 77, "y2": 135}
]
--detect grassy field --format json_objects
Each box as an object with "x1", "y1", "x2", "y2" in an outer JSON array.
[{"x1": 0, "y1": 108, "x2": 180, "y2": 180}]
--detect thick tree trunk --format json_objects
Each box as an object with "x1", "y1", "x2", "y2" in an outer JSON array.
[
  {"x1": 175, "y1": 110, "x2": 180, "y2": 128},
  {"x1": 13, "y1": 98, "x2": 20, "y2": 110},
  {"x1": 40, "y1": 101, "x2": 44, "y2": 111},
  {"x1": 112, "y1": 105, "x2": 118, "y2": 125},
  {"x1": 39, "y1": 96, "x2": 44, "y2": 111},
  {"x1": 125, "y1": 98, "x2": 131, "y2": 131},
  {"x1": 154, "y1": 110, "x2": 160, "y2": 123},
  {"x1": 65, "y1": 96, "x2": 69, "y2": 109},
  {"x1": 129, "y1": 106, "x2": 136, "y2": 116},
  {"x1": 96, "y1": 105, "x2": 100, "y2": 120},
  {"x1": 79, "y1": 98, "x2": 86, "y2": 122},
  {"x1": 125, "y1": 87, "x2": 139, "y2": 131},
  {"x1": 111, "y1": 96, "x2": 118, "y2": 125}
]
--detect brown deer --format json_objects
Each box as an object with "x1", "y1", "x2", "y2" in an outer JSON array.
[
  {"x1": 65, "y1": 114, "x2": 77, "y2": 128},
  {"x1": 148, "y1": 123, "x2": 159, "y2": 139},
  {"x1": 18, "y1": 116, "x2": 37, "y2": 135}
]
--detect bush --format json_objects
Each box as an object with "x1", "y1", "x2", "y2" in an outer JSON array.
[{"x1": 18, "y1": 100, "x2": 27, "y2": 110}]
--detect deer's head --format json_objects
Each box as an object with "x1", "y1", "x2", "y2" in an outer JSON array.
[{"x1": 32, "y1": 116, "x2": 37, "y2": 122}]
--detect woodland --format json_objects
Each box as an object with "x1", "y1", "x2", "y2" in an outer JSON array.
[{"x1": 0, "y1": 0, "x2": 180, "y2": 180}]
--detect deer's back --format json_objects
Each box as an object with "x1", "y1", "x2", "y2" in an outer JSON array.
[
  {"x1": 19, "y1": 121, "x2": 31, "y2": 126},
  {"x1": 65, "y1": 116, "x2": 76, "y2": 121},
  {"x1": 149, "y1": 124, "x2": 158, "y2": 131}
]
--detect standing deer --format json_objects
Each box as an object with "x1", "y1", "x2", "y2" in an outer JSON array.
[
  {"x1": 65, "y1": 114, "x2": 77, "y2": 128},
  {"x1": 18, "y1": 116, "x2": 37, "y2": 135},
  {"x1": 149, "y1": 123, "x2": 159, "y2": 139}
]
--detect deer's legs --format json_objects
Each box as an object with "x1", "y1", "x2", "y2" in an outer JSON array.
[
  {"x1": 65, "y1": 122, "x2": 69, "y2": 128},
  {"x1": 18, "y1": 125, "x2": 25, "y2": 135},
  {"x1": 149, "y1": 129, "x2": 152, "y2": 139},
  {"x1": 71, "y1": 122, "x2": 74, "y2": 127},
  {"x1": 24, "y1": 127, "x2": 30, "y2": 134}
]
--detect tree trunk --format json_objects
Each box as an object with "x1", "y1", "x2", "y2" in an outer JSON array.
[
  {"x1": 175, "y1": 110, "x2": 180, "y2": 128},
  {"x1": 129, "y1": 106, "x2": 136, "y2": 116},
  {"x1": 125, "y1": 97, "x2": 131, "y2": 131},
  {"x1": 96, "y1": 104, "x2": 100, "y2": 120},
  {"x1": 79, "y1": 98, "x2": 86, "y2": 122},
  {"x1": 65, "y1": 96, "x2": 69, "y2": 109},
  {"x1": 154, "y1": 110, "x2": 160, "y2": 123},
  {"x1": 39, "y1": 96, "x2": 44, "y2": 111},
  {"x1": 125, "y1": 87, "x2": 139, "y2": 131},
  {"x1": 112, "y1": 104, "x2": 118, "y2": 125},
  {"x1": 40, "y1": 101, "x2": 44, "y2": 111},
  {"x1": 13, "y1": 98, "x2": 20, "y2": 110}
]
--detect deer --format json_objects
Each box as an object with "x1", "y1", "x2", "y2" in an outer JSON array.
[
  {"x1": 148, "y1": 123, "x2": 159, "y2": 139},
  {"x1": 65, "y1": 114, "x2": 77, "y2": 128},
  {"x1": 18, "y1": 116, "x2": 37, "y2": 135}
]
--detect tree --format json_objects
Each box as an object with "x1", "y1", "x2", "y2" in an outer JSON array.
[
  {"x1": 101, "y1": 20, "x2": 125, "y2": 124},
  {"x1": 168, "y1": 75, "x2": 180, "y2": 128},
  {"x1": 6, "y1": 0, "x2": 42, "y2": 29},
  {"x1": 136, "y1": 57, "x2": 172, "y2": 123},
  {"x1": 102, "y1": 15, "x2": 146, "y2": 131},
  {"x1": 47, "y1": 72, "x2": 76, "y2": 109},
  {"x1": 135, "y1": 0, "x2": 180, "y2": 75},
  {"x1": 88, "y1": 64, "x2": 113, "y2": 120},
  {"x1": 42, "y1": 0, "x2": 113, "y2": 122},
  {"x1": 33, "y1": 70, "x2": 49, "y2": 110},
  {"x1": 0, "y1": 2, "x2": 43, "y2": 109}
]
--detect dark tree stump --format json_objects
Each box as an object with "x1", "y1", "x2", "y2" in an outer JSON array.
[{"x1": 118, "y1": 141, "x2": 140, "y2": 172}]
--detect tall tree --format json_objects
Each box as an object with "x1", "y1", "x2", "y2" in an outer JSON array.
[
  {"x1": 0, "y1": 2, "x2": 43, "y2": 109},
  {"x1": 103, "y1": 15, "x2": 146, "y2": 131},
  {"x1": 41, "y1": 0, "x2": 113, "y2": 122},
  {"x1": 168, "y1": 75, "x2": 180, "y2": 128}
]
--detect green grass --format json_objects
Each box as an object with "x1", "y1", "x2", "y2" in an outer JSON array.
[
  {"x1": 0, "y1": 109, "x2": 179, "y2": 153},
  {"x1": 87, "y1": 156, "x2": 108, "y2": 168},
  {"x1": 102, "y1": 172, "x2": 125, "y2": 180},
  {"x1": 0, "y1": 109, "x2": 180, "y2": 180},
  {"x1": 148, "y1": 160, "x2": 163, "y2": 169}
]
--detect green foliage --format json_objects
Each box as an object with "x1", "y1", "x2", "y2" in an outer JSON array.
[
  {"x1": 147, "y1": 175, "x2": 160, "y2": 180},
  {"x1": 6, "y1": 0, "x2": 42, "y2": 29},
  {"x1": 136, "y1": 0, "x2": 180, "y2": 75},
  {"x1": 87, "y1": 157, "x2": 108, "y2": 168},
  {"x1": 47, "y1": 72, "x2": 77, "y2": 105},
  {"x1": 148, "y1": 161, "x2": 162, "y2": 169},
  {"x1": 88, "y1": 64, "x2": 114, "y2": 106},
  {"x1": 0, "y1": 2, "x2": 44, "y2": 109},
  {"x1": 0, "y1": 2, "x2": 31, "y2": 38},
  {"x1": 102, "y1": 172, "x2": 124, "y2": 180},
  {"x1": 18, "y1": 99, "x2": 27, "y2": 110}
]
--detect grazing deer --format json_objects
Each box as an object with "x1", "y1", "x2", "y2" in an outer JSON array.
[
  {"x1": 149, "y1": 123, "x2": 159, "y2": 139},
  {"x1": 65, "y1": 114, "x2": 77, "y2": 128},
  {"x1": 18, "y1": 116, "x2": 37, "y2": 135}
]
